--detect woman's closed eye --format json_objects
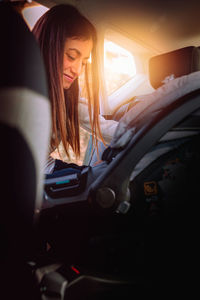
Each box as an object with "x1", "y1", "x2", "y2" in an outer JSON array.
[{"x1": 66, "y1": 53, "x2": 76, "y2": 60}]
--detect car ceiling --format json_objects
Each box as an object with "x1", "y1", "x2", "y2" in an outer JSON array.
[{"x1": 37, "y1": 0, "x2": 200, "y2": 54}]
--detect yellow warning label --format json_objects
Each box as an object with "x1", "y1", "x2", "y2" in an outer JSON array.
[{"x1": 144, "y1": 181, "x2": 158, "y2": 196}]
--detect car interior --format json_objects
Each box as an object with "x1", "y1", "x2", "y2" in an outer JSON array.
[{"x1": 0, "y1": 0, "x2": 199, "y2": 299}]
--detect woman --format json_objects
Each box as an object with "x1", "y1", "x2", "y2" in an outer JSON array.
[{"x1": 32, "y1": 4, "x2": 117, "y2": 174}]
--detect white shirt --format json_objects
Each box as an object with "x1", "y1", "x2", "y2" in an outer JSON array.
[
  {"x1": 44, "y1": 98, "x2": 118, "y2": 174},
  {"x1": 79, "y1": 98, "x2": 117, "y2": 144}
]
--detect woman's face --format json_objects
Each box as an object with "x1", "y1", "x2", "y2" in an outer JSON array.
[{"x1": 63, "y1": 37, "x2": 93, "y2": 89}]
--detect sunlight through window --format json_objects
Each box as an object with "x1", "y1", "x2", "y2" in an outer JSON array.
[{"x1": 104, "y1": 40, "x2": 136, "y2": 95}]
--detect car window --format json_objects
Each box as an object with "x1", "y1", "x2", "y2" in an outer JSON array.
[
  {"x1": 101, "y1": 29, "x2": 154, "y2": 114},
  {"x1": 22, "y1": 4, "x2": 49, "y2": 29},
  {"x1": 104, "y1": 39, "x2": 136, "y2": 95}
]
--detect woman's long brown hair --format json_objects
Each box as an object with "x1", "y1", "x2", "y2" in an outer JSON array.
[{"x1": 32, "y1": 4, "x2": 103, "y2": 158}]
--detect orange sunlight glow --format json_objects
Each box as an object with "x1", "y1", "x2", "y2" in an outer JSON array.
[
  {"x1": 104, "y1": 40, "x2": 136, "y2": 75},
  {"x1": 104, "y1": 39, "x2": 136, "y2": 94}
]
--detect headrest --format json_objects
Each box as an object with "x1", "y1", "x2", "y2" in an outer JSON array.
[
  {"x1": 0, "y1": 2, "x2": 47, "y2": 96},
  {"x1": 149, "y1": 46, "x2": 200, "y2": 89}
]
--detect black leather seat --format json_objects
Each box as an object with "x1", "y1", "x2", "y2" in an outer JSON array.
[{"x1": 0, "y1": 3, "x2": 51, "y2": 299}]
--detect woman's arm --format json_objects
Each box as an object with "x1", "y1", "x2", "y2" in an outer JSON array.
[
  {"x1": 43, "y1": 156, "x2": 56, "y2": 174},
  {"x1": 79, "y1": 98, "x2": 118, "y2": 144}
]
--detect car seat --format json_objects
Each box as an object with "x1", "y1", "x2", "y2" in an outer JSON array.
[
  {"x1": 99, "y1": 46, "x2": 200, "y2": 295},
  {"x1": 87, "y1": 46, "x2": 200, "y2": 166},
  {"x1": 39, "y1": 47, "x2": 200, "y2": 298},
  {"x1": 0, "y1": 3, "x2": 51, "y2": 299}
]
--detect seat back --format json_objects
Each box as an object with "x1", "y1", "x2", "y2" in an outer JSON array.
[{"x1": 0, "y1": 3, "x2": 51, "y2": 298}]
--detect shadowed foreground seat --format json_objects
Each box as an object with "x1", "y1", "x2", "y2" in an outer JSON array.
[{"x1": 0, "y1": 3, "x2": 51, "y2": 299}]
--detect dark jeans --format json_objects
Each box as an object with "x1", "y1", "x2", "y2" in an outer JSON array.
[{"x1": 45, "y1": 159, "x2": 86, "y2": 179}]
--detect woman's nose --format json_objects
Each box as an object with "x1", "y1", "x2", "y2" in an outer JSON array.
[{"x1": 72, "y1": 59, "x2": 82, "y2": 76}]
